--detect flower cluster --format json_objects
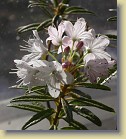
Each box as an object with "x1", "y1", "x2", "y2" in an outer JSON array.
[{"x1": 11, "y1": 18, "x2": 116, "y2": 98}]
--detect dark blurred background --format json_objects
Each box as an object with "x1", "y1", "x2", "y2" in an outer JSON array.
[{"x1": 0, "y1": 0, "x2": 117, "y2": 130}]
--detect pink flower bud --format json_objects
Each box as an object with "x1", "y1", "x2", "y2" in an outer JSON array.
[
  {"x1": 64, "y1": 46, "x2": 70, "y2": 54},
  {"x1": 76, "y1": 41, "x2": 84, "y2": 50},
  {"x1": 62, "y1": 61, "x2": 71, "y2": 68}
]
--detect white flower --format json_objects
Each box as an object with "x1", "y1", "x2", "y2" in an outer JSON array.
[
  {"x1": 57, "y1": 18, "x2": 93, "y2": 54},
  {"x1": 46, "y1": 22, "x2": 65, "y2": 46},
  {"x1": 83, "y1": 31, "x2": 111, "y2": 63},
  {"x1": 85, "y1": 59, "x2": 115, "y2": 83},
  {"x1": 20, "y1": 30, "x2": 47, "y2": 64},
  {"x1": 11, "y1": 60, "x2": 46, "y2": 88},
  {"x1": 32, "y1": 60, "x2": 74, "y2": 98},
  {"x1": 63, "y1": 18, "x2": 92, "y2": 41},
  {"x1": 57, "y1": 36, "x2": 73, "y2": 54}
]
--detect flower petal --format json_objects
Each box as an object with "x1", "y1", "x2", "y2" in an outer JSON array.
[
  {"x1": 92, "y1": 35, "x2": 110, "y2": 50},
  {"x1": 74, "y1": 18, "x2": 87, "y2": 39},
  {"x1": 64, "y1": 21, "x2": 74, "y2": 38},
  {"x1": 58, "y1": 22, "x2": 65, "y2": 38},
  {"x1": 48, "y1": 26, "x2": 58, "y2": 39}
]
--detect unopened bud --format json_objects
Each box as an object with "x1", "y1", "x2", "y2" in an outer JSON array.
[
  {"x1": 76, "y1": 41, "x2": 84, "y2": 50},
  {"x1": 62, "y1": 61, "x2": 71, "y2": 68},
  {"x1": 64, "y1": 46, "x2": 70, "y2": 54}
]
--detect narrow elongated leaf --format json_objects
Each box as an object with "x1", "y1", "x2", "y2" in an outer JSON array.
[
  {"x1": 71, "y1": 89, "x2": 92, "y2": 99},
  {"x1": 105, "y1": 34, "x2": 117, "y2": 40},
  {"x1": 61, "y1": 126, "x2": 78, "y2": 130},
  {"x1": 17, "y1": 23, "x2": 40, "y2": 33},
  {"x1": 98, "y1": 64, "x2": 117, "y2": 84},
  {"x1": 75, "y1": 83, "x2": 111, "y2": 91},
  {"x1": 40, "y1": 7, "x2": 53, "y2": 18},
  {"x1": 64, "y1": 118, "x2": 88, "y2": 130},
  {"x1": 49, "y1": 125, "x2": 57, "y2": 130},
  {"x1": 74, "y1": 75, "x2": 88, "y2": 83},
  {"x1": 22, "y1": 108, "x2": 55, "y2": 130},
  {"x1": 37, "y1": 19, "x2": 52, "y2": 31},
  {"x1": 62, "y1": 0, "x2": 70, "y2": 4},
  {"x1": 8, "y1": 104, "x2": 44, "y2": 112},
  {"x1": 64, "y1": 6, "x2": 95, "y2": 15},
  {"x1": 70, "y1": 98, "x2": 115, "y2": 112},
  {"x1": 72, "y1": 107, "x2": 102, "y2": 126},
  {"x1": 100, "y1": 70, "x2": 117, "y2": 85},
  {"x1": 52, "y1": 0, "x2": 58, "y2": 7},
  {"x1": 61, "y1": 98, "x2": 73, "y2": 122},
  {"x1": 25, "y1": 86, "x2": 47, "y2": 95},
  {"x1": 10, "y1": 95, "x2": 54, "y2": 103},
  {"x1": 107, "y1": 16, "x2": 117, "y2": 21},
  {"x1": 28, "y1": 2, "x2": 48, "y2": 8}
]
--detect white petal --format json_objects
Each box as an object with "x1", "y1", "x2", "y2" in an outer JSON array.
[
  {"x1": 47, "y1": 84, "x2": 60, "y2": 98},
  {"x1": 58, "y1": 22, "x2": 65, "y2": 38},
  {"x1": 47, "y1": 76, "x2": 60, "y2": 98},
  {"x1": 61, "y1": 71, "x2": 74, "y2": 84},
  {"x1": 74, "y1": 18, "x2": 87, "y2": 39},
  {"x1": 87, "y1": 70, "x2": 97, "y2": 83},
  {"x1": 48, "y1": 26, "x2": 58, "y2": 39},
  {"x1": 93, "y1": 50, "x2": 111, "y2": 61},
  {"x1": 52, "y1": 39, "x2": 60, "y2": 46},
  {"x1": 92, "y1": 35, "x2": 110, "y2": 50},
  {"x1": 14, "y1": 60, "x2": 32, "y2": 70},
  {"x1": 64, "y1": 21, "x2": 74, "y2": 38},
  {"x1": 84, "y1": 53, "x2": 96, "y2": 63},
  {"x1": 33, "y1": 30, "x2": 41, "y2": 41},
  {"x1": 52, "y1": 61, "x2": 62, "y2": 71},
  {"x1": 57, "y1": 46, "x2": 62, "y2": 54},
  {"x1": 88, "y1": 29, "x2": 96, "y2": 38}
]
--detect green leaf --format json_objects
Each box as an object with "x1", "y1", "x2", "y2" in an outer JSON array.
[
  {"x1": 25, "y1": 86, "x2": 47, "y2": 95},
  {"x1": 70, "y1": 98, "x2": 115, "y2": 112},
  {"x1": 61, "y1": 98, "x2": 73, "y2": 122},
  {"x1": 107, "y1": 16, "x2": 117, "y2": 21},
  {"x1": 75, "y1": 82, "x2": 111, "y2": 91},
  {"x1": 72, "y1": 107, "x2": 102, "y2": 126},
  {"x1": 64, "y1": 118, "x2": 88, "y2": 130},
  {"x1": 100, "y1": 70, "x2": 117, "y2": 85},
  {"x1": 10, "y1": 95, "x2": 54, "y2": 103},
  {"x1": 22, "y1": 108, "x2": 55, "y2": 130},
  {"x1": 37, "y1": 19, "x2": 52, "y2": 31},
  {"x1": 71, "y1": 89, "x2": 92, "y2": 99},
  {"x1": 8, "y1": 104, "x2": 45, "y2": 112},
  {"x1": 61, "y1": 126, "x2": 78, "y2": 130},
  {"x1": 28, "y1": 3, "x2": 48, "y2": 8},
  {"x1": 52, "y1": 0, "x2": 58, "y2": 7},
  {"x1": 28, "y1": 0, "x2": 48, "y2": 8},
  {"x1": 40, "y1": 7, "x2": 53, "y2": 18},
  {"x1": 52, "y1": 15, "x2": 60, "y2": 27},
  {"x1": 64, "y1": 6, "x2": 95, "y2": 15},
  {"x1": 98, "y1": 64, "x2": 117, "y2": 84},
  {"x1": 17, "y1": 23, "x2": 40, "y2": 33},
  {"x1": 105, "y1": 34, "x2": 117, "y2": 40},
  {"x1": 62, "y1": 0, "x2": 70, "y2": 4},
  {"x1": 74, "y1": 75, "x2": 88, "y2": 83}
]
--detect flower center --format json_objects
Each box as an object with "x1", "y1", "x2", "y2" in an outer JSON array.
[{"x1": 87, "y1": 48, "x2": 92, "y2": 53}]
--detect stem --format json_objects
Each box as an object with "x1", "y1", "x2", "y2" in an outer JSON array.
[
  {"x1": 52, "y1": 85, "x2": 67, "y2": 128},
  {"x1": 76, "y1": 52, "x2": 88, "y2": 65},
  {"x1": 70, "y1": 64, "x2": 84, "y2": 73},
  {"x1": 47, "y1": 102, "x2": 51, "y2": 109},
  {"x1": 46, "y1": 40, "x2": 51, "y2": 60},
  {"x1": 70, "y1": 40, "x2": 75, "y2": 56},
  {"x1": 53, "y1": 98, "x2": 62, "y2": 126},
  {"x1": 52, "y1": 0, "x2": 58, "y2": 8},
  {"x1": 48, "y1": 51, "x2": 58, "y2": 62},
  {"x1": 46, "y1": 42, "x2": 52, "y2": 109}
]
